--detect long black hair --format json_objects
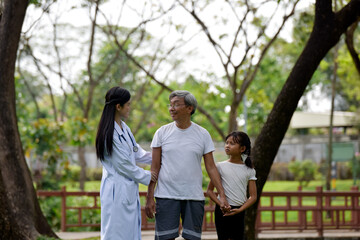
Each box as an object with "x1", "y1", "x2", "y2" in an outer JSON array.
[
  {"x1": 95, "y1": 87, "x2": 131, "y2": 160},
  {"x1": 225, "y1": 131, "x2": 253, "y2": 168}
]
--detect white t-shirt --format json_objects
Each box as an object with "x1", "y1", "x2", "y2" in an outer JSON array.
[
  {"x1": 216, "y1": 161, "x2": 257, "y2": 206},
  {"x1": 151, "y1": 122, "x2": 215, "y2": 200}
]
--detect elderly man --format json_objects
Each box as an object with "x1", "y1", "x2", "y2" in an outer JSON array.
[{"x1": 146, "y1": 90, "x2": 229, "y2": 240}]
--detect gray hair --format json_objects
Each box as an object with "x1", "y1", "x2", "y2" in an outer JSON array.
[{"x1": 169, "y1": 90, "x2": 197, "y2": 115}]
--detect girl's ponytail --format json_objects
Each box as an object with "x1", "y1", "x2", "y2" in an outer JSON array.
[{"x1": 243, "y1": 147, "x2": 253, "y2": 168}]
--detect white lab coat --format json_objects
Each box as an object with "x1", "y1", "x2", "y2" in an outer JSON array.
[{"x1": 100, "y1": 121, "x2": 152, "y2": 240}]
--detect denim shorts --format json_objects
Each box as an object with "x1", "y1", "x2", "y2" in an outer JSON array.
[{"x1": 154, "y1": 198, "x2": 205, "y2": 240}]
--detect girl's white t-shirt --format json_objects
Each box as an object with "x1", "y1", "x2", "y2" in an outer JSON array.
[
  {"x1": 217, "y1": 161, "x2": 257, "y2": 206},
  {"x1": 151, "y1": 122, "x2": 215, "y2": 200}
]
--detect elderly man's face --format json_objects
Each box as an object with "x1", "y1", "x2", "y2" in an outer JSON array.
[{"x1": 168, "y1": 96, "x2": 192, "y2": 121}]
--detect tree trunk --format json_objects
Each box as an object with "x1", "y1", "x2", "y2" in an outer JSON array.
[
  {"x1": 245, "y1": 0, "x2": 360, "y2": 239},
  {"x1": 0, "y1": 0, "x2": 57, "y2": 239},
  {"x1": 78, "y1": 145, "x2": 87, "y2": 191},
  {"x1": 228, "y1": 98, "x2": 240, "y2": 133},
  {"x1": 327, "y1": 43, "x2": 339, "y2": 191}
]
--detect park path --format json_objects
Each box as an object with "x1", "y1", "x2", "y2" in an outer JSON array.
[
  {"x1": 56, "y1": 230, "x2": 217, "y2": 240},
  {"x1": 57, "y1": 229, "x2": 360, "y2": 240}
]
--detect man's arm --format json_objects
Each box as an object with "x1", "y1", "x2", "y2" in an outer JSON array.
[
  {"x1": 203, "y1": 152, "x2": 230, "y2": 212},
  {"x1": 145, "y1": 147, "x2": 161, "y2": 218},
  {"x1": 206, "y1": 180, "x2": 221, "y2": 206}
]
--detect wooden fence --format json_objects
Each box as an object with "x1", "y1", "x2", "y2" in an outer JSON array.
[
  {"x1": 256, "y1": 186, "x2": 360, "y2": 237},
  {"x1": 37, "y1": 186, "x2": 360, "y2": 237}
]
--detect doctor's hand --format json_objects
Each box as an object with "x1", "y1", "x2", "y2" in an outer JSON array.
[
  {"x1": 145, "y1": 197, "x2": 156, "y2": 219},
  {"x1": 150, "y1": 171, "x2": 158, "y2": 182}
]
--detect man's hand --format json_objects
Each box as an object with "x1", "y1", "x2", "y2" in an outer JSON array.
[
  {"x1": 145, "y1": 197, "x2": 156, "y2": 219},
  {"x1": 219, "y1": 195, "x2": 231, "y2": 214}
]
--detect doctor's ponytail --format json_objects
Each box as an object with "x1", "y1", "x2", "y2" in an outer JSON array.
[{"x1": 96, "y1": 87, "x2": 131, "y2": 160}]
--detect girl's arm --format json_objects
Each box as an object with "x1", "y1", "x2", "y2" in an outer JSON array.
[
  {"x1": 206, "y1": 180, "x2": 222, "y2": 206},
  {"x1": 223, "y1": 180, "x2": 257, "y2": 216}
]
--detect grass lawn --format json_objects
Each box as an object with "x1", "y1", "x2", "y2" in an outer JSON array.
[{"x1": 262, "y1": 179, "x2": 358, "y2": 191}]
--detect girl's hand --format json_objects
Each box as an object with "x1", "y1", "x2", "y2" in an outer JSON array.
[
  {"x1": 150, "y1": 171, "x2": 158, "y2": 182},
  {"x1": 223, "y1": 208, "x2": 240, "y2": 216},
  {"x1": 221, "y1": 205, "x2": 231, "y2": 214}
]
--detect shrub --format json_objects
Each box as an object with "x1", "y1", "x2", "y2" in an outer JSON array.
[
  {"x1": 23, "y1": 119, "x2": 69, "y2": 190},
  {"x1": 347, "y1": 153, "x2": 360, "y2": 180},
  {"x1": 268, "y1": 163, "x2": 293, "y2": 181},
  {"x1": 288, "y1": 159, "x2": 320, "y2": 187},
  {"x1": 87, "y1": 168, "x2": 103, "y2": 181},
  {"x1": 68, "y1": 165, "x2": 81, "y2": 181},
  {"x1": 38, "y1": 197, "x2": 61, "y2": 231}
]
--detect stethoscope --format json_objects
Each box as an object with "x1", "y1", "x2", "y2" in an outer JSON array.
[{"x1": 115, "y1": 128, "x2": 138, "y2": 153}]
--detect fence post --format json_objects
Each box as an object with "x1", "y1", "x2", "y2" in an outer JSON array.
[
  {"x1": 351, "y1": 186, "x2": 359, "y2": 230},
  {"x1": 297, "y1": 186, "x2": 305, "y2": 231},
  {"x1": 61, "y1": 186, "x2": 66, "y2": 232},
  {"x1": 316, "y1": 186, "x2": 323, "y2": 238}
]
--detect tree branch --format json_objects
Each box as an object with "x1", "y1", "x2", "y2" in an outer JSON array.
[
  {"x1": 240, "y1": 0, "x2": 300, "y2": 98},
  {"x1": 100, "y1": 23, "x2": 226, "y2": 139},
  {"x1": 25, "y1": 43, "x2": 58, "y2": 122},
  {"x1": 85, "y1": 0, "x2": 100, "y2": 118},
  {"x1": 345, "y1": 19, "x2": 360, "y2": 75},
  {"x1": 50, "y1": 15, "x2": 68, "y2": 121},
  {"x1": 17, "y1": 49, "x2": 41, "y2": 119}
]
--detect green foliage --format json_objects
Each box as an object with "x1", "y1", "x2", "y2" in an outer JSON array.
[
  {"x1": 38, "y1": 197, "x2": 62, "y2": 231},
  {"x1": 66, "y1": 196, "x2": 101, "y2": 232},
  {"x1": 66, "y1": 117, "x2": 93, "y2": 147},
  {"x1": 292, "y1": 9, "x2": 314, "y2": 49},
  {"x1": 247, "y1": 54, "x2": 287, "y2": 135},
  {"x1": 22, "y1": 119, "x2": 70, "y2": 190},
  {"x1": 29, "y1": 0, "x2": 43, "y2": 6},
  {"x1": 288, "y1": 159, "x2": 320, "y2": 187},
  {"x1": 337, "y1": 27, "x2": 360, "y2": 111},
  {"x1": 38, "y1": 189, "x2": 101, "y2": 232},
  {"x1": 348, "y1": 153, "x2": 360, "y2": 182},
  {"x1": 68, "y1": 165, "x2": 81, "y2": 181},
  {"x1": 15, "y1": 73, "x2": 47, "y2": 120},
  {"x1": 87, "y1": 168, "x2": 103, "y2": 181}
]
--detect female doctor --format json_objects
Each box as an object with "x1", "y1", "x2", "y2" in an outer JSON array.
[{"x1": 95, "y1": 87, "x2": 157, "y2": 240}]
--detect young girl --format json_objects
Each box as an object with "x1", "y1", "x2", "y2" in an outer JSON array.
[
  {"x1": 207, "y1": 131, "x2": 257, "y2": 240},
  {"x1": 95, "y1": 87, "x2": 157, "y2": 240}
]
